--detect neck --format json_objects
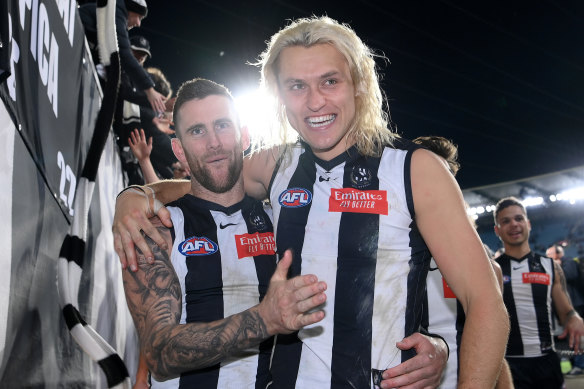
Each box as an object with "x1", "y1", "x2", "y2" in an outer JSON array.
[
  {"x1": 503, "y1": 243, "x2": 531, "y2": 259},
  {"x1": 190, "y1": 180, "x2": 246, "y2": 208}
]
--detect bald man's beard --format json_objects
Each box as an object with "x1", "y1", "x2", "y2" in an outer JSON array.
[{"x1": 185, "y1": 146, "x2": 243, "y2": 194}]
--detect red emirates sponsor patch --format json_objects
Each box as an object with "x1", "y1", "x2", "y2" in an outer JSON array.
[
  {"x1": 442, "y1": 277, "x2": 457, "y2": 299},
  {"x1": 329, "y1": 188, "x2": 388, "y2": 215},
  {"x1": 522, "y1": 272, "x2": 550, "y2": 285},
  {"x1": 235, "y1": 232, "x2": 276, "y2": 259}
]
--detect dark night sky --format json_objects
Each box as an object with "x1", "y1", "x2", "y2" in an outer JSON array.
[{"x1": 134, "y1": 0, "x2": 584, "y2": 189}]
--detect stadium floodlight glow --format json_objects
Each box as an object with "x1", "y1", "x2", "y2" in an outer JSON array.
[
  {"x1": 476, "y1": 206, "x2": 485, "y2": 214},
  {"x1": 233, "y1": 88, "x2": 274, "y2": 142},
  {"x1": 557, "y1": 186, "x2": 584, "y2": 203},
  {"x1": 549, "y1": 194, "x2": 557, "y2": 202},
  {"x1": 521, "y1": 196, "x2": 544, "y2": 208}
]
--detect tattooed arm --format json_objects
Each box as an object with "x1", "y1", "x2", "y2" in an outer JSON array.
[
  {"x1": 551, "y1": 260, "x2": 584, "y2": 353},
  {"x1": 122, "y1": 217, "x2": 327, "y2": 381}
]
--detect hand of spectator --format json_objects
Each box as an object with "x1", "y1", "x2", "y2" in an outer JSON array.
[
  {"x1": 152, "y1": 115, "x2": 175, "y2": 135},
  {"x1": 172, "y1": 161, "x2": 189, "y2": 179},
  {"x1": 113, "y1": 187, "x2": 172, "y2": 271},
  {"x1": 380, "y1": 333, "x2": 448, "y2": 388},
  {"x1": 144, "y1": 87, "x2": 167, "y2": 115},
  {"x1": 128, "y1": 128, "x2": 153, "y2": 162},
  {"x1": 258, "y1": 250, "x2": 327, "y2": 335}
]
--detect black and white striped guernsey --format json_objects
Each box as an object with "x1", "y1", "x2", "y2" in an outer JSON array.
[
  {"x1": 151, "y1": 195, "x2": 277, "y2": 389},
  {"x1": 496, "y1": 252, "x2": 555, "y2": 357},
  {"x1": 268, "y1": 142, "x2": 431, "y2": 388}
]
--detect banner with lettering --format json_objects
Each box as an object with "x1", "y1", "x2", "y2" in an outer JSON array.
[
  {"x1": 0, "y1": 1, "x2": 136, "y2": 387},
  {"x1": 0, "y1": 0, "x2": 100, "y2": 220}
]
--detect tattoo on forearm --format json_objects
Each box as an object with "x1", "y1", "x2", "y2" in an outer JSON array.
[
  {"x1": 123, "y1": 224, "x2": 271, "y2": 379},
  {"x1": 554, "y1": 262, "x2": 572, "y2": 304}
]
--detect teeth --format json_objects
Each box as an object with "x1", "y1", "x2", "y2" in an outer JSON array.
[{"x1": 307, "y1": 114, "x2": 336, "y2": 127}]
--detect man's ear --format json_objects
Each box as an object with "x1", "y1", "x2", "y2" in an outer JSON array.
[
  {"x1": 171, "y1": 137, "x2": 186, "y2": 164},
  {"x1": 494, "y1": 224, "x2": 500, "y2": 239}
]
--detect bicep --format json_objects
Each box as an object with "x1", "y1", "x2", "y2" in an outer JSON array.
[{"x1": 411, "y1": 150, "x2": 497, "y2": 310}]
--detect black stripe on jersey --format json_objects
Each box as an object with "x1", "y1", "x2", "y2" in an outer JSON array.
[
  {"x1": 270, "y1": 149, "x2": 317, "y2": 388},
  {"x1": 171, "y1": 196, "x2": 223, "y2": 389},
  {"x1": 330, "y1": 154, "x2": 381, "y2": 388},
  {"x1": 529, "y1": 254, "x2": 553, "y2": 353},
  {"x1": 241, "y1": 198, "x2": 277, "y2": 389},
  {"x1": 403, "y1": 148, "x2": 431, "y2": 362},
  {"x1": 498, "y1": 256, "x2": 523, "y2": 356}
]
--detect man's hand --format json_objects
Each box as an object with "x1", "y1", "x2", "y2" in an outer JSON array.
[
  {"x1": 258, "y1": 250, "x2": 327, "y2": 335},
  {"x1": 558, "y1": 313, "x2": 584, "y2": 353},
  {"x1": 113, "y1": 187, "x2": 172, "y2": 271},
  {"x1": 381, "y1": 333, "x2": 448, "y2": 389}
]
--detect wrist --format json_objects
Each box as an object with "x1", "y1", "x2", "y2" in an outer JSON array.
[{"x1": 117, "y1": 185, "x2": 146, "y2": 199}]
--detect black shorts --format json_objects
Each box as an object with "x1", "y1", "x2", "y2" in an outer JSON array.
[{"x1": 506, "y1": 352, "x2": 564, "y2": 389}]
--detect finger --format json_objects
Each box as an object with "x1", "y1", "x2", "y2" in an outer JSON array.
[
  {"x1": 147, "y1": 137, "x2": 153, "y2": 147},
  {"x1": 296, "y1": 289, "x2": 327, "y2": 313},
  {"x1": 293, "y1": 279, "x2": 326, "y2": 302},
  {"x1": 119, "y1": 228, "x2": 140, "y2": 271},
  {"x1": 295, "y1": 308, "x2": 325, "y2": 328},
  {"x1": 158, "y1": 207, "x2": 173, "y2": 231},
  {"x1": 113, "y1": 231, "x2": 128, "y2": 270},
  {"x1": 272, "y1": 250, "x2": 293, "y2": 282}
]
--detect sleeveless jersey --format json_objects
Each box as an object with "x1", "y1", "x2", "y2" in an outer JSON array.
[
  {"x1": 151, "y1": 195, "x2": 277, "y2": 389},
  {"x1": 496, "y1": 252, "x2": 555, "y2": 357},
  {"x1": 424, "y1": 258, "x2": 463, "y2": 388},
  {"x1": 268, "y1": 142, "x2": 431, "y2": 388}
]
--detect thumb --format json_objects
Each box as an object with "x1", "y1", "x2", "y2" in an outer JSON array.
[
  {"x1": 396, "y1": 334, "x2": 418, "y2": 351},
  {"x1": 557, "y1": 328, "x2": 568, "y2": 340},
  {"x1": 272, "y1": 250, "x2": 293, "y2": 282},
  {"x1": 158, "y1": 206, "x2": 173, "y2": 228}
]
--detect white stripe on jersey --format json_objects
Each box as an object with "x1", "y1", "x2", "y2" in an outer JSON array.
[{"x1": 426, "y1": 258, "x2": 459, "y2": 388}]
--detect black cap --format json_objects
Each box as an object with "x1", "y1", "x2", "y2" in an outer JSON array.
[
  {"x1": 125, "y1": 0, "x2": 148, "y2": 17},
  {"x1": 130, "y1": 35, "x2": 151, "y2": 58}
]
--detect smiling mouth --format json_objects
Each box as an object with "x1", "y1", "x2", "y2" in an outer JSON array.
[{"x1": 307, "y1": 114, "x2": 336, "y2": 128}]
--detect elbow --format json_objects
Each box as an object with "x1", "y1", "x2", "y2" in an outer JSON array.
[{"x1": 144, "y1": 355, "x2": 173, "y2": 382}]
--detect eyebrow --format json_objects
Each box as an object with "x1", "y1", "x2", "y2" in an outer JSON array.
[{"x1": 281, "y1": 71, "x2": 341, "y2": 85}]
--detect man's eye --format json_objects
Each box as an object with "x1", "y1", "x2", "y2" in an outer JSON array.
[
  {"x1": 290, "y1": 83, "x2": 305, "y2": 91},
  {"x1": 324, "y1": 79, "x2": 337, "y2": 86}
]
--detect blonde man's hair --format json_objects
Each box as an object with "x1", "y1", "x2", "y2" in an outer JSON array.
[{"x1": 256, "y1": 16, "x2": 397, "y2": 157}]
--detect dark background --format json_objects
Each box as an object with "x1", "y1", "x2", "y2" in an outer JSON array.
[{"x1": 134, "y1": 0, "x2": 584, "y2": 189}]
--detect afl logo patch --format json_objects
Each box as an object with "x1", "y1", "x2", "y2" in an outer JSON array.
[
  {"x1": 278, "y1": 188, "x2": 312, "y2": 208},
  {"x1": 351, "y1": 166, "x2": 372, "y2": 188},
  {"x1": 503, "y1": 275, "x2": 511, "y2": 284},
  {"x1": 179, "y1": 236, "x2": 218, "y2": 256}
]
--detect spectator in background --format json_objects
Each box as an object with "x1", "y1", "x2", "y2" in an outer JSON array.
[
  {"x1": 79, "y1": 0, "x2": 166, "y2": 114},
  {"x1": 494, "y1": 197, "x2": 584, "y2": 388},
  {"x1": 547, "y1": 244, "x2": 584, "y2": 377}
]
